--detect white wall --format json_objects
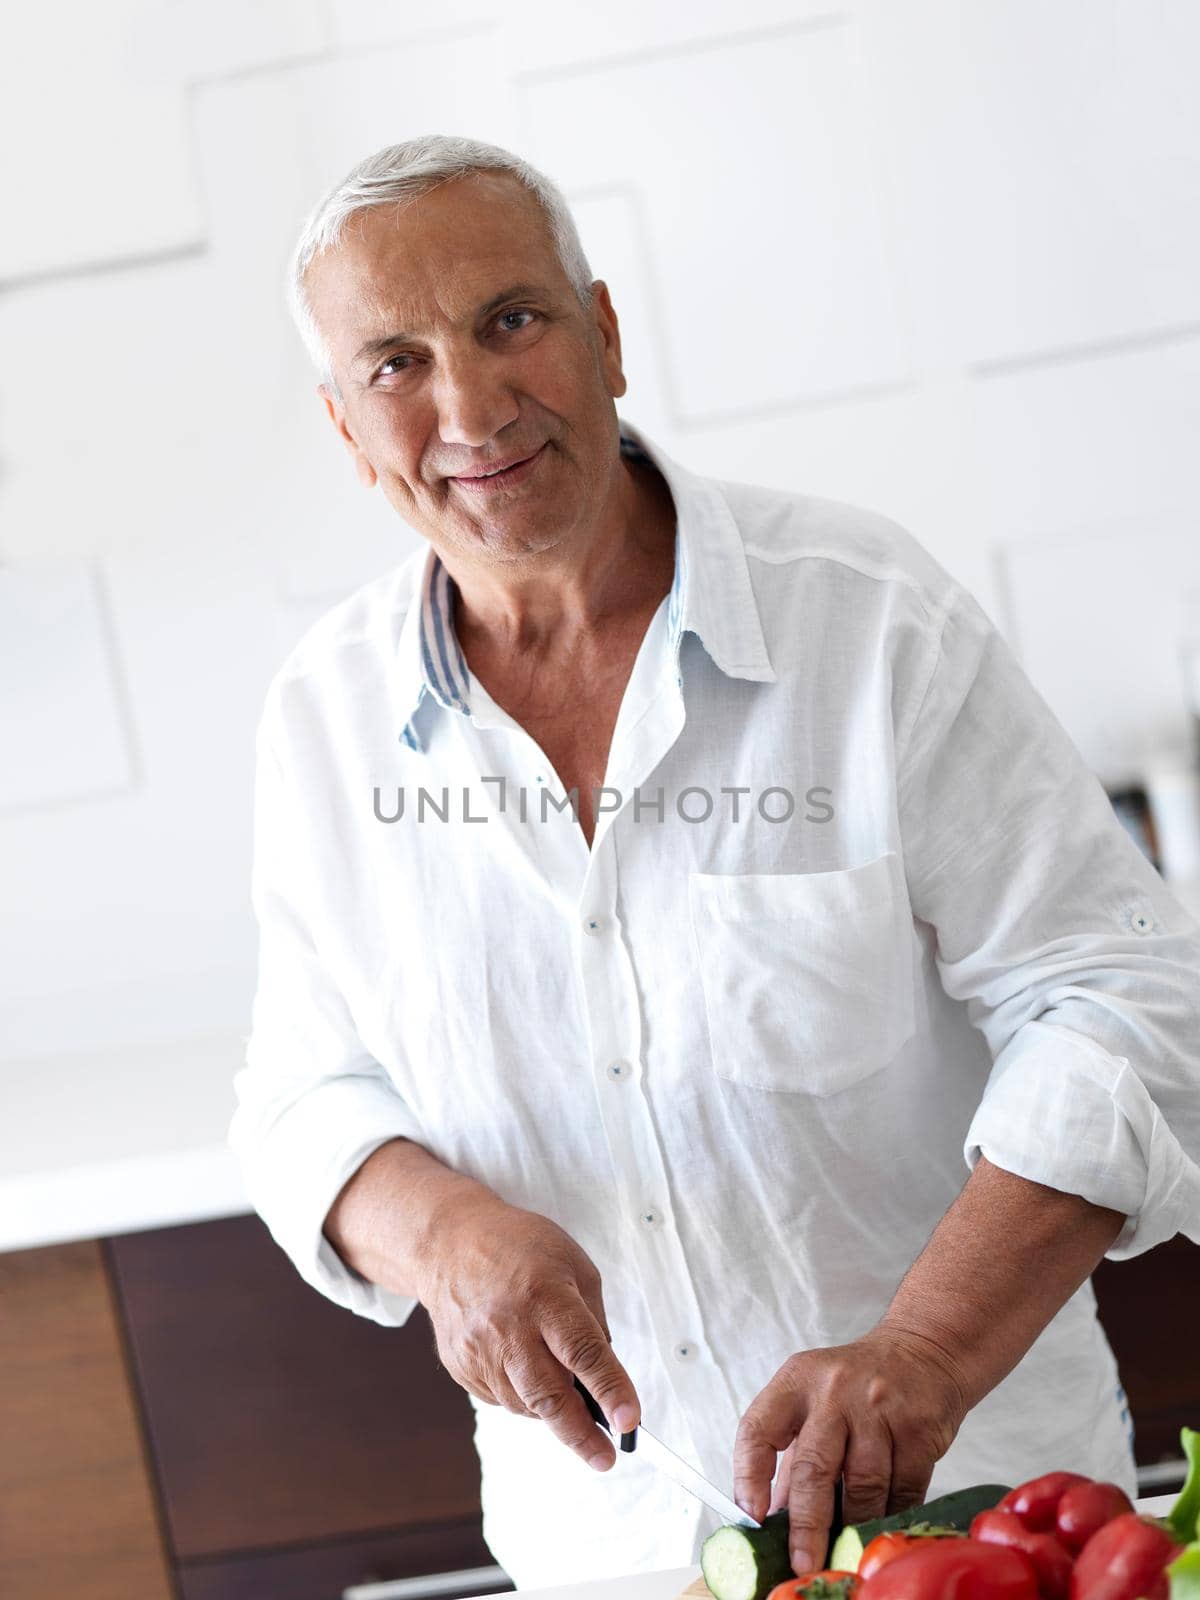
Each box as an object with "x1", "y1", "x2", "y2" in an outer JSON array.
[{"x1": 3, "y1": 1, "x2": 1199, "y2": 1242}]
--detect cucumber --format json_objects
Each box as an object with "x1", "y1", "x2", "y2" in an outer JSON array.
[
  {"x1": 701, "y1": 1512, "x2": 792, "y2": 1600},
  {"x1": 828, "y1": 1484, "x2": 1011, "y2": 1573},
  {"x1": 702, "y1": 1484, "x2": 845, "y2": 1600}
]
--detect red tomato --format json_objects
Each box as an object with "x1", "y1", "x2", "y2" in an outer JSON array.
[
  {"x1": 857, "y1": 1539, "x2": 1040, "y2": 1599},
  {"x1": 1053, "y1": 1480, "x2": 1134, "y2": 1554},
  {"x1": 969, "y1": 1509, "x2": 1073, "y2": 1599},
  {"x1": 1066, "y1": 1513, "x2": 1184, "y2": 1600},
  {"x1": 859, "y1": 1531, "x2": 963, "y2": 1580},
  {"x1": 997, "y1": 1474, "x2": 1090, "y2": 1533},
  {"x1": 764, "y1": 1574, "x2": 860, "y2": 1600}
]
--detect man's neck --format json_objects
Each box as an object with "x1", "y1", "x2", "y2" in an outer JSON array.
[{"x1": 448, "y1": 459, "x2": 677, "y2": 657}]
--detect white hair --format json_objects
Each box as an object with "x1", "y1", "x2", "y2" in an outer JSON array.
[{"x1": 285, "y1": 133, "x2": 595, "y2": 400}]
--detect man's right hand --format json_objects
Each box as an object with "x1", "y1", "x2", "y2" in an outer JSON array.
[{"x1": 421, "y1": 1193, "x2": 641, "y2": 1472}]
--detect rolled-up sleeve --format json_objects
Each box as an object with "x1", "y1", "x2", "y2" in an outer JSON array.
[
  {"x1": 897, "y1": 582, "x2": 1200, "y2": 1258},
  {"x1": 229, "y1": 719, "x2": 425, "y2": 1326}
]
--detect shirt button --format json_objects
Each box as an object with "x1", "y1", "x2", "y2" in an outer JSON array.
[
  {"x1": 640, "y1": 1206, "x2": 663, "y2": 1228},
  {"x1": 583, "y1": 914, "x2": 607, "y2": 936},
  {"x1": 606, "y1": 1059, "x2": 631, "y2": 1082},
  {"x1": 1128, "y1": 908, "x2": 1155, "y2": 933},
  {"x1": 673, "y1": 1341, "x2": 696, "y2": 1362}
]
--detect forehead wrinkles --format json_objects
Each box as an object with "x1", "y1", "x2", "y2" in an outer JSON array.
[{"x1": 359, "y1": 254, "x2": 551, "y2": 345}]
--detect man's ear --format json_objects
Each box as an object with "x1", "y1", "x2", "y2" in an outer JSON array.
[
  {"x1": 318, "y1": 382, "x2": 377, "y2": 490},
  {"x1": 590, "y1": 281, "x2": 627, "y2": 402}
]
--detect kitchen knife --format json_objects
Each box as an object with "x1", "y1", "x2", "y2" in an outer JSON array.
[{"x1": 573, "y1": 1376, "x2": 760, "y2": 1529}]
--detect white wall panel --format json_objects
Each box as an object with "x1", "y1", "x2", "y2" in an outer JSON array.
[
  {"x1": 0, "y1": 1, "x2": 203, "y2": 281},
  {"x1": 130, "y1": 0, "x2": 327, "y2": 82},
  {"x1": 0, "y1": 564, "x2": 135, "y2": 810},
  {"x1": 327, "y1": 0, "x2": 841, "y2": 63},
  {"x1": 856, "y1": 0, "x2": 1200, "y2": 372},
  {"x1": 0, "y1": 255, "x2": 230, "y2": 500},
  {"x1": 518, "y1": 18, "x2": 909, "y2": 421},
  {"x1": 970, "y1": 336, "x2": 1200, "y2": 542},
  {"x1": 0, "y1": 529, "x2": 280, "y2": 1044},
  {"x1": 1000, "y1": 514, "x2": 1200, "y2": 789}
]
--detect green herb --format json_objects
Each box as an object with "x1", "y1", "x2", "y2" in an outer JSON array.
[
  {"x1": 795, "y1": 1581, "x2": 857, "y2": 1600},
  {"x1": 1169, "y1": 1428, "x2": 1200, "y2": 1545},
  {"x1": 1167, "y1": 1542, "x2": 1200, "y2": 1599}
]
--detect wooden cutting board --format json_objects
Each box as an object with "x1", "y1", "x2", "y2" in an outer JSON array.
[{"x1": 674, "y1": 1580, "x2": 714, "y2": 1600}]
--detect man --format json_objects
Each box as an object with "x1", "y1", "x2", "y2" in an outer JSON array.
[{"x1": 230, "y1": 134, "x2": 1200, "y2": 1587}]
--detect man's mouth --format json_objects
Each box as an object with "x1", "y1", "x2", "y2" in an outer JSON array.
[{"x1": 449, "y1": 444, "x2": 547, "y2": 489}]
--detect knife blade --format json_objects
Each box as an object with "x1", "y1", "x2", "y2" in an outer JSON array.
[{"x1": 573, "y1": 1376, "x2": 760, "y2": 1529}]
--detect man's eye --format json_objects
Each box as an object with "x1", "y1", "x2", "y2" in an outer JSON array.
[{"x1": 376, "y1": 312, "x2": 537, "y2": 378}]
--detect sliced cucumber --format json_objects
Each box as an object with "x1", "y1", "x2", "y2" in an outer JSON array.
[
  {"x1": 828, "y1": 1484, "x2": 1011, "y2": 1572},
  {"x1": 701, "y1": 1512, "x2": 792, "y2": 1600}
]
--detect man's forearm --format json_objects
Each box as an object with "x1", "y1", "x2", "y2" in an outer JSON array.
[
  {"x1": 878, "y1": 1154, "x2": 1127, "y2": 1410},
  {"x1": 322, "y1": 1136, "x2": 502, "y2": 1300}
]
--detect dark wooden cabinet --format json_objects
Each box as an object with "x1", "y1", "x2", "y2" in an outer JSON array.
[
  {"x1": 1093, "y1": 1234, "x2": 1200, "y2": 1475},
  {"x1": 0, "y1": 1219, "x2": 503, "y2": 1600},
  {"x1": 0, "y1": 1241, "x2": 175, "y2": 1600},
  {"x1": 108, "y1": 1213, "x2": 496, "y2": 1594}
]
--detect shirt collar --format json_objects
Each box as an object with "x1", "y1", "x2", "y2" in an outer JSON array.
[{"x1": 394, "y1": 416, "x2": 776, "y2": 752}]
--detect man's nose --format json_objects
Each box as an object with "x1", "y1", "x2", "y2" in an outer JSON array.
[{"x1": 433, "y1": 345, "x2": 519, "y2": 448}]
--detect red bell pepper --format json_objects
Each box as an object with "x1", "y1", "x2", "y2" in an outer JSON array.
[
  {"x1": 1053, "y1": 1480, "x2": 1134, "y2": 1554},
  {"x1": 856, "y1": 1538, "x2": 1039, "y2": 1600},
  {"x1": 970, "y1": 1509, "x2": 1073, "y2": 1600},
  {"x1": 998, "y1": 1474, "x2": 1091, "y2": 1533},
  {"x1": 860, "y1": 1531, "x2": 965, "y2": 1580},
  {"x1": 1066, "y1": 1512, "x2": 1184, "y2": 1600}
]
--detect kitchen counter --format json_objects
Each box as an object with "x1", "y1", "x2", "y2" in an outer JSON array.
[
  {"x1": 0, "y1": 1028, "x2": 249, "y2": 1253},
  {"x1": 0, "y1": 1137, "x2": 248, "y2": 1253}
]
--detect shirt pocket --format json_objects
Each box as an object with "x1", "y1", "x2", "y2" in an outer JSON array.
[{"x1": 687, "y1": 849, "x2": 917, "y2": 1096}]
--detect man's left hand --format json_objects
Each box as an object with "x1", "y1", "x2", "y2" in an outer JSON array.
[{"x1": 732, "y1": 1328, "x2": 970, "y2": 1576}]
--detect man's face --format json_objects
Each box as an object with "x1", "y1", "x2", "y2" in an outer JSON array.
[{"x1": 305, "y1": 171, "x2": 629, "y2": 563}]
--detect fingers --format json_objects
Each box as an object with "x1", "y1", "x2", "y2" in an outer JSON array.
[
  {"x1": 840, "y1": 1418, "x2": 894, "y2": 1527},
  {"x1": 543, "y1": 1305, "x2": 641, "y2": 1436},
  {"x1": 432, "y1": 1246, "x2": 634, "y2": 1470},
  {"x1": 784, "y1": 1412, "x2": 848, "y2": 1577},
  {"x1": 505, "y1": 1333, "x2": 617, "y2": 1469},
  {"x1": 442, "y1": 1355, "x2": 530, "y2": 1416},
  {"x1": 736, "y1": 1335, "x2": 960, "y2": 1572},
  {"x1": 734, "y1": 1367, "x2": 809, "y2": 1525},
  {"x1": 886, "y1": 1445, "x2": 933, "y2": 1517}
]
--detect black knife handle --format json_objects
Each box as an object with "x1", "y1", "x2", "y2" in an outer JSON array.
[{"x1": 573, "y1": 1375, "x2": 638, "y2": 1452}]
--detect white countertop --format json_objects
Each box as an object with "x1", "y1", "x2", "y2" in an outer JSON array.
[
  {"x1": 0, "y1": 1026, "x2": 251, "y2": 1253},
  {"x1": 446, "y1": 1495, "x2": 1180, "y2": 1600},
  {"x1": 0, "y1": 1139, "x2": 250, "y2": 1253}
]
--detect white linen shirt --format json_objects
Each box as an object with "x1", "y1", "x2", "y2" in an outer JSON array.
[{"x1": 230, "y1": 417, "x2": 1200, "y2": 1588}]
